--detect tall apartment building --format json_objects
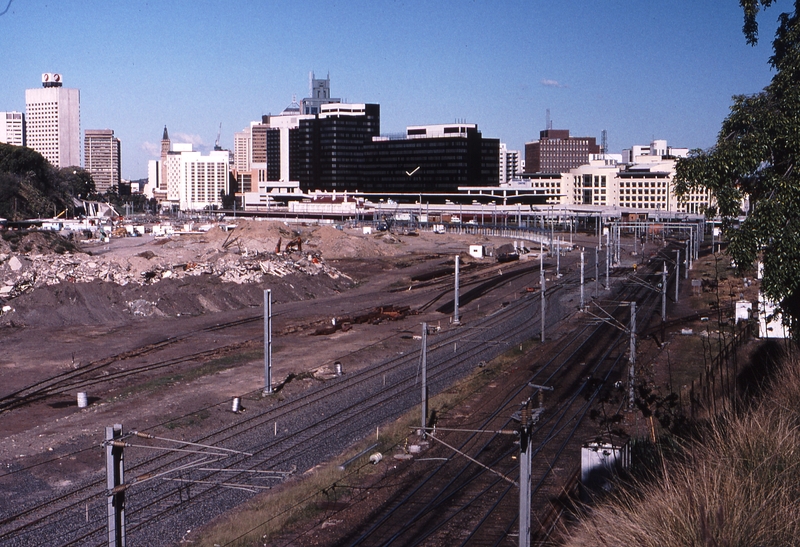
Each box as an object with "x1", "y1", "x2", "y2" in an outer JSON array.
[
  {"x1": 25, "y1": 73, "x2": 81, "y2": 168},
  {"x1": 0, "y1": 112, "x2": 25, "y2": 146},
  {"x1": 499, "y1": 143, "x2": 520, "y2": 184},
  {"x1": 524, "y1": 129, "x2": 600, "y2": 174},
  {"x1": 84, "y1": 129, "x2": 121, "y2": 194}
]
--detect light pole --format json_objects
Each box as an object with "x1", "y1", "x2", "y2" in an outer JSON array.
[{"x1": 628, "y1": 302, "x2": 636, "y2": 411}]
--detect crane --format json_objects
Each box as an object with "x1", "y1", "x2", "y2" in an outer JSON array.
[{"x1": 214, "y1": 122, "x2": 222, "y2": 151}]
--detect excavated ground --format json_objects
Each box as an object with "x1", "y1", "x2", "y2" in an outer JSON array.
[{"x1": 0, "y1": 221, "x2": 513, "y2": 477}]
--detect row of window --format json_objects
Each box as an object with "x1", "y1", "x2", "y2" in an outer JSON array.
[
  {"x1": 622, "y1": 181, "x2": 666, "y2": 188},
  {"x1": 622, "y1": 188, "x2": 666, "y2": 195}
]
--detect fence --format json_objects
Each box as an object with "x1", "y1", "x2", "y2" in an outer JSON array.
[{"x1": 683, "y1": 321, "x2": 752, "y2": 418}]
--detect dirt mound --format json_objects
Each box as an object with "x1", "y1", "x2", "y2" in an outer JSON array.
[
  {"x1": 1, "y1": 267, "x2": 354, "y2": 329},
  {"x1": 200, "y1": 220, "x2": 288, "y2": 252},
  {"x1": 199, "y1": 220, "x2": 412, "y2": 259},
  {"x1": 0, "y1": 219, "x2": 483, "y2": 330},
  {"x1": 0, "y1": 221, "x2": 374, "y2": 330},
  {"x1": 0, "y1": 230, "x2": 83, "y2": 255},
  {"x1": 306, "y1": 225, "x2": 409, "y2": 259}
]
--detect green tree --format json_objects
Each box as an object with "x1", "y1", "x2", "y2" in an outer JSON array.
[
  {"x1": 0, "y1": 144, "x2": 101, "y2": 219},
  {"x1": 57, "y1": 167, "x2": 96, "y2": 200},
  {"x1": 674, "y1": 0, "x2": 800, "y2": 330}
]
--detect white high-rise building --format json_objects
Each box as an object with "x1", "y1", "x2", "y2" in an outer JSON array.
[
  {"x1": 25, "y1": 73, "x2": 81, "y2": 168},
  {"x1": 0, "y1": 112, "x2": 25, "y2": 146},
  {"x1": 147, "y1": 142, "x2": 229, "y2": 210},
  {"x1": 499, "y1": 143, "x2": 520, "y2": 184}
]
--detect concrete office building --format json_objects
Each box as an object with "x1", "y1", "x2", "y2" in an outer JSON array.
[
  {"x1": 262, "y1": 107, "x2": 311, "y2": 184},
  {"x1": 0, "y1": 112, "x2": 25, "y2": 146},
  {"x1": 294, "y1": 103, "x2": 381, "y2": 192},
  {"x1": 233, "y1": 129, "x2": 251, "y2": 173},
  {"x1": 517, "y1": 139, "x2": 711, "y2": 213},
  {"x1": 524, "y1": 129, "x2": 600, "y2": 174},
  {"x1": 236, "y1": 99, "x2": 314, "y2": 200},
  {"x1": 235, "y1": 74, "x2": 340, "y2": 183},
  {"x1": 622, "y1": 140, "x2": 689, "y2": 163},
  {"x1": 25, "y1": 73, "x2": 81, "y2": 168},
  {"x1": 84, "y1": 129, "x2": 121, "y2": 194},
  {"x1": 301, "y1": 72, "x2": 340, "y2": 115},
  {"x1": 363, "y1": 123, "x2": 500, "y2": 193}
]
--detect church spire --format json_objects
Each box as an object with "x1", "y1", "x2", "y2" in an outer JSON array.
[{"x1": 162, "y1": 125, "x2": 169, "y2": 140}]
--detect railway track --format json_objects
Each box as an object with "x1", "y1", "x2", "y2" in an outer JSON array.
[
  {"x1": 298, "y1": 249, "x2": 672, "y2": 546},
  {"x1": 0, "y1": 250, "x2": 589, "y2": 546}
]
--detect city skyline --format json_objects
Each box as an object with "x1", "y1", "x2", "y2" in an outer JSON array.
[{"x1": 0, "y1": 0, "x2": 781, "y2": 180}]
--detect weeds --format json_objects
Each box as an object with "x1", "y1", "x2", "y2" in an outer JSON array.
[{"x1": 564, "y1": 352, "x2": 800, "y2": 547}]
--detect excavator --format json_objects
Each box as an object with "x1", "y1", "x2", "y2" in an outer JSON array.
[{"x1": 284, "y1": 236, "x2": 303, "y2": 253}]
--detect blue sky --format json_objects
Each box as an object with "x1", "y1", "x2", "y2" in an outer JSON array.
[{"x1": 0, "y1": 0, "x2": 782, "y2": 180}]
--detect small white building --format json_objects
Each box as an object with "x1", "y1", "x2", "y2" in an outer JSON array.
[{"x1": 759, "y1": 292, "x2": 790, "y2": 338}]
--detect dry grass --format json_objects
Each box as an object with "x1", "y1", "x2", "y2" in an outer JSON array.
[{"x1": 564, "y1": 349, "x2": 800, "y2": 547}]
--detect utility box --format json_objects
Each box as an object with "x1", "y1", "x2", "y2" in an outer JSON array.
[
  {"x1": 735, "y1": 301, "x2": 752, "y2": 324},
  {"x1": 469, "y1": 245, "x2": 485, "y2": 259},
  {"x1": 581, "y1": 441, "x2": 630, "y2": 502}
]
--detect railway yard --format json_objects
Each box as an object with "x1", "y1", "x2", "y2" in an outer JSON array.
[{"x1": 0, "y1": 220, "x2": 761, "y2": 546}]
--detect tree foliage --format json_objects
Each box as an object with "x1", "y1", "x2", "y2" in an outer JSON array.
[
  {"x1": 674, "y1": 0, "x2": 800, "y2": 329},
  {"x1": 0, "y1": 143, "x2": 97, "y2": 220}
]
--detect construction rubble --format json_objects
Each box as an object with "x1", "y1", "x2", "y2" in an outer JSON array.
[{"x1": 0, "y1": 241, "x2": 349, "y2": 306}]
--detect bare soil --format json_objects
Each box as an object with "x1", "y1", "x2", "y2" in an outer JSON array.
[{"x1": 0, "y1": 221, "x2": 514, "y2": 480}]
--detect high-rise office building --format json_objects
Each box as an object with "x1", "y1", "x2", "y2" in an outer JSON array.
[
  {"x1": 84, "y1": 129, "x2": 121, "y2": 194},
  {"x1": 524, "y1": 129, "x2": 599, "y2": 174},
  {"x1": 25, "y1": 73, "x2": 81, "y2": 168},
  {"x1": 363, "y1": 123, "x2": 499, "y2": 193},
  {"x1": 234, "y1": 75, "x2": 341, "y2": 190},
  {"x1": 0, "y1": 112, "x2": 25, "y2": 146},
  {"x1": 233, "y1": 129, "x2": 251, "y2": 173},
  {"x1": 294, "y1": 103, "x2": 381, "y2": 192}
]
